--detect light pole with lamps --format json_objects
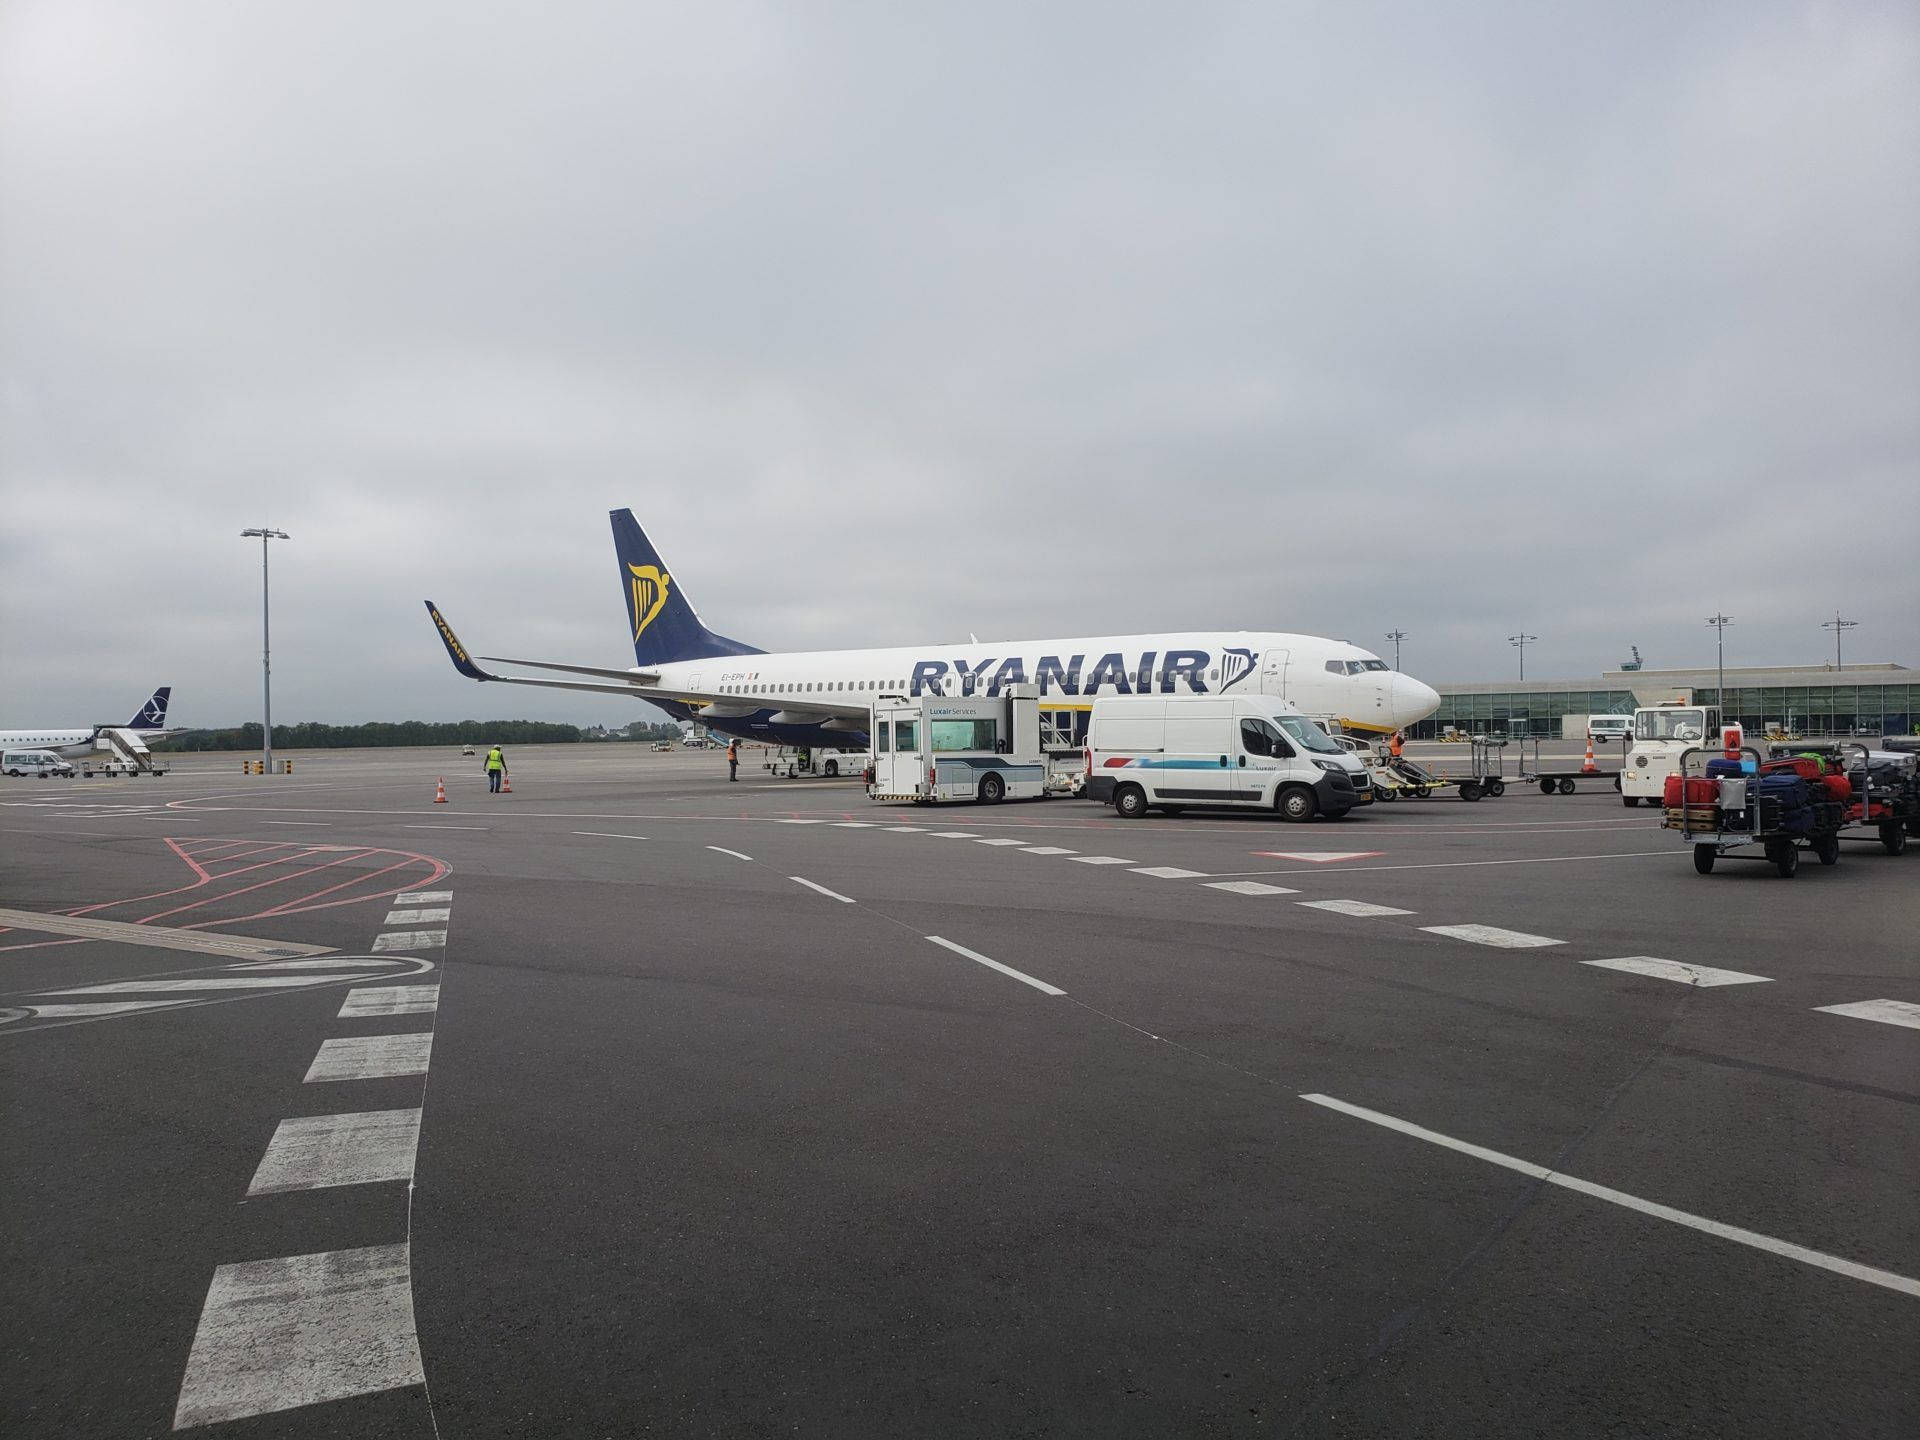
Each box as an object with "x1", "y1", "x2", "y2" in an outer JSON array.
[
  {"x1": 1820, "y1": 611, "x2": 1856, "y2": 670},
  {"x1": 1706, "y1": 613, "x2": 1732, "y2": 712},
  {"x1": 1385, "y1": 629, "x2": 1408, "y2": 671},
  {"x1": 241, "y1": 528, "x2": 290, "y2": 772},
  {"x1": 1508, "y1": 632, "x2": 1537, "y2": 682}
]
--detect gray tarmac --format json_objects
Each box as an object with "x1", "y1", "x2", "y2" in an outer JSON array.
[{"x1": 2, "y1": 743, "x2": 1916, "y2": 1437}]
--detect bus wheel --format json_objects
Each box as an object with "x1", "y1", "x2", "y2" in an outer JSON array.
[
  {"x1": 978, "y1": 772, "x2": 1006, "y2": 804},
  {"x1": 1114, "y1": 784, "x2": 1147, "y2": 819}
]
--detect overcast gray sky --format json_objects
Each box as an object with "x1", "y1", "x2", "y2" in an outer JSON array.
[{"x1": 3, "y1": 1, "x2": 1915, "y2": 729}]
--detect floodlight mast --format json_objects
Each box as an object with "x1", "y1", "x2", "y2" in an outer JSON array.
[{"x1": 240, "y1": 528, "x2": 291, "y2": 772}]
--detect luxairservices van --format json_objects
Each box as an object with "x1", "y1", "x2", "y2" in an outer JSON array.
[{"x1": 1085, "y1": 695, "x2": 1372, "y2": 820}]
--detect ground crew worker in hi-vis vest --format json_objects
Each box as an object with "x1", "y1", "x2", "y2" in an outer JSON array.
[
  {"x1": 485, "y1": 744, "x2": 507, "y2": 793},
  {"x1": 1388, "y1": 730, "x2": 1405, "y2": 759},
  {"x1": 726, "y1": 739, "x2": 739, "y2": 782}
]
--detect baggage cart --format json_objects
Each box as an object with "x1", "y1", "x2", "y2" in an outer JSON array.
[
  {"x1": 1670, "y1": 746, "x2": 1845, "y2": 878},
  {"x1": 1378, "y1": 738, "x2": 1507, "y2": 801},
  {"x1": 1517, "y1": 736, "x2": 1627, "y2": 796}
]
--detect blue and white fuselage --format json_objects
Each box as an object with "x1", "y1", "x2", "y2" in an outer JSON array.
[{"x1": 425, "y1": 511, "x2": 1441, "y2": 749}]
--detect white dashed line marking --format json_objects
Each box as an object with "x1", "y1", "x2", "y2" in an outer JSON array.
[
  {"x1": 707, "y1": 846, "x2": 753, "y2": 861},
  {"x1": 1204, "y1": 880, "x2": 1299, "y2": 895},
  {"x1": 790, "y1": 876, "x2": 856, "y2": 904},
  {"x1": 260, "y1": 820, "x2": 330, "y2": 827},
  {"x1": 303, "y1": 1033, "x2": 434, "y2": 1082},
  {"x1": 1583, "y1": 956, "x2": 1772, "y2": 987},
  {"x1": 1130, "y1": 865, "x2": 1207, "y2": 879},
  {"x1": 772, "y1": 818, "x2": 824, "y2": 824},
  {"x1": 1297, "y1": 899, "x2": 1416, "y2": 917},
  {"x1": 395, "y1": 890, "x2": 452, "y2": 904},
  {"x1": 1022, "y1": 846, "x2": 1078, "y2": 855},
  {"x1": 38, "y1": 975, "x2": 373, "y2": 994},
  {"x1": 931, "y1": 832, "x2": 980, "y2": 839},
  {"x1": 383, "y1": 907, "x2": 449, "y2": 925},
  {"x1": 371, "y1": 930, "x2": 446, "y2": 953},
  {"x1": 174, "y1": 1244, "x2": 425, "y2": 1429},
  {"x1": 926, "y1": 935, "x2": 1066, "y2": 996},
  {"x1": 1070, "y1": 855, "x2": 1137, "y2": 866},
  {"x1": 1813, "y1": 999, "x2": 1920, "y2": 1030},
  {"x1": 973, "y1": 837, "x2": 1028, "y2": 846},
  {"x1": 339, "y1": 985, "x2": 440, "y2": 1018},
  {"x1": 831, "y1": 822, "x2": 876, "y2": 828},
  {"x1": 246, "y1": 1109, "x2": 422, "y2": 1194},
  {"x1": 573, "y1": 831, "x2": 648, "y2": 841},
  {"x1": 883, "y1": 826, "x2": 927, "y2": 833},
  {"x1": 1301, "y1": 1093, "x2": 1920, "y2": 1300},
  {"x1": 1420, "y1": 924, "x2": 1564, "y2": 949},
  {"x1": 400, "y1": 825, "x2": 487, "y2": 831}
]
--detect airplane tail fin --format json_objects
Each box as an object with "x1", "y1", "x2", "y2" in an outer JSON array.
[
  {"x1": 129, "y1": 686, "x2": 171, "y2": 730},
  {"x1": 609, "y1": 509, "x2": 761, "y2": 667}
]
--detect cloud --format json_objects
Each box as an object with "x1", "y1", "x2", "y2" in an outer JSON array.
[{"x1": 3, "y1": 0, "x2": 1915, "y2": 727}]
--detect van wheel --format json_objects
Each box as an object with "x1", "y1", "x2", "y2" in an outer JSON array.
[
  {"x1": 1277, "y1": 785, "x2": 1317, "y2": 822},
  {"x1": 978, "y1": 772, "x2": 1006, "y2": 804},
  {"x1": 823, "y1": 759, "x2": 839, "y2": 777},
  {"x1": 5, "y1": 769, "x2": 18, "y2": 778},
  {"x1": 1114, "y1": 784, "x2": 1148, "y2": 819},
  {"x1": 1622, "y1": 795, "x2": 1639, "y2": 808}
]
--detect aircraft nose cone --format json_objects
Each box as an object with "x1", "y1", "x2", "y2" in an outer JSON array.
[{"x1": 1392, "y1": 674, "x2": 1441, "y2": 726}]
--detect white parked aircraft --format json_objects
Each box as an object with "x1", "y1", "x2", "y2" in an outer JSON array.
[
  {"x1": 427, "y1": 511, "x2": 1440, "y2": 749},
  {"x1": 0, "y1": 687, "x2": 174, "y2": 758}
]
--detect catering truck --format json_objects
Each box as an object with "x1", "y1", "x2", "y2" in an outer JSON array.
[
  {"x1": 1085, "y1": 694, "x2": 1373, "y2": 820},
  {"x1": 868, "y1": 685, "x2": 1050, "y2": 804},
  {"x1": 1621, "y1": 700, "x2": 1720, "y2": 807}
]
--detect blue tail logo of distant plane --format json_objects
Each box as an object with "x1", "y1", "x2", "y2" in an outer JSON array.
[
  {"x1": 1220, "y1": 648, "x2": 1257, "y2": 692},
  {"x1": 608, "y1": 509, "x2": 762, "y2": 668},
  {"x1": 130, "y1": 686, "x2": 171, "y2": 729}
]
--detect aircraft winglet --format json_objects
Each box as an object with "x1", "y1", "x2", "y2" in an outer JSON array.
[{"x1": 424, "y1": 601, "x2": 495, "y2": 682}]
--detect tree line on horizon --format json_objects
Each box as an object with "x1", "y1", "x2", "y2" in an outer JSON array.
[{"x1": 153, "y1": 718, "x2": 686, "y2": 751}]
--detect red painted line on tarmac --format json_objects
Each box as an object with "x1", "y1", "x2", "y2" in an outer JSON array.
[{"x1": 137, "y1": 849, "x2": 377, "y2": 924}]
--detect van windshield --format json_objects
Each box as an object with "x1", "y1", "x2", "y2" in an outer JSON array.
[{"x1": 1274, "y1": 715, "x2": 1343, "y2": 754}]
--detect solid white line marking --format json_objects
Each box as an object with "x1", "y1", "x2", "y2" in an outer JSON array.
[
  {"x1": 1070, "y1": 855, "x2": 1137, "y2": 866},
  {"x1": 383, "y1": 907, "x2": 450, "y2": 925},
  {"x1": 260, "y1": 820, "x2": 330, "y2": 827},
  {"x1": 0, "y1": 908, "x2": 334, "y2": 960},
  {"x1": 26, "y1": 1000, "x2": 188, "y2": 1018},
  {"x1": 173, "y1": 1243, "x2": 425, "y2": 1428},
  {"x1": 1584, "y1": 956, "x2": 1773, "y2": 987},
  {"x1": 926, "y1": 935, "x2": 1066, "y2": 996},
  {"x1": 1204, "y1": 880, "x2": 1299, "y2": 895},
  {"x1": 395, "y1": 890, "x2": 452, "y2": 904},
  {"x1": 400, "y1": 824, "x2": 487, "y2": 831},
  {"x1": 1130, "y1": 865, "x2": 1207, "y2": 879},
  {"x1": 1254, "y1": 851, "x2": 1383, "y2": 863},
  {"x1": 1300, "y1": 1093, "x2": 1920, "y2": 1300},
  {"x1": 790, "y1": 876, "x2": 855, "y2": 904},
  {"x1": 304, "y1": 1033, "x2": 434, "y2": 1082},
  {"x1": 371, "y1": 929, "x2": 446, "y2": 953},
  {"x1": 1023, "y1": 846, "x2": 1079, "y2": 855},
  {"x1": 1813, "y1": 999, "x2": 1920, "y2": 1030},
  {"x1": 1297, "y1": 899, "x2": 1416, "y2": 918},
  {"x1": 1420, "y1": 924, "x2": 1564, "y2": 949},
  {"x1": 830, "y1": 822, "x2": 875, "y2": 828},
  {"x1": 573, "y1": 830, "x2": 648, "y2": 841},
  {"x1": 973, "y1": 837, "x2": 1028, "y2": 846},
  {"x1": 339, "y1": 984, "x2": 440, "y2": 1018},
  {"x1": 707, "y1": 846, "x2": 753, "y2": 861},
  {"x1": 246, "y1": 1108, "x2": 422, "y2": 1194},
  {"x1": 772, "y1": 819, "x2": 824, "y2": 824},
  {"x1": 40, "y1": 975, "x2": 373, "y2": 994}
]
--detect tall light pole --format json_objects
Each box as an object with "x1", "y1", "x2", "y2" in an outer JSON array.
[
  {"x1": 1508, "y1": 632, "x2": 1537, "y2": 682},
  {"x1": 1821, "y1": 611, "x2": 1856, "y2": 670},
  {"x1": 1385, "y1": 629, "x2": 1408, "y2": 671},
  {"x1": 1706, "y1": 613, "x2": 1732, "y2": 708},
  {"x1": 241, "y1": 528, "x2": 290, "y2": 772}
]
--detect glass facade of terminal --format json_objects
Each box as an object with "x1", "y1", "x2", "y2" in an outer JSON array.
[{"x1": 1412, "y1": 683, "x2": 1919, "y2": 740}]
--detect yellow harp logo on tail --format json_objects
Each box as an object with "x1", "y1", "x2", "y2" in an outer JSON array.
[{"x1": 628, "y1": 565, "x2": 671, "y2": 642}]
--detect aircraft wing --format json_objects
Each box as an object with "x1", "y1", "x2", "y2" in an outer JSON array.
[{"x1": 425, "y1": 602, "x2": 867, "y2": 720}]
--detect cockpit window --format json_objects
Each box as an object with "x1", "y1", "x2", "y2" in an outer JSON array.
[{"x1": 1325, "y1": 661, "x2": 1345, "y2": 675}]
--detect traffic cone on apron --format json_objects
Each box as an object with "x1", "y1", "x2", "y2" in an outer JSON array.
[
  {"x1": 435, "y1": 776, "x2": 448, "y2": 804},
  {"x1": 1580, "y1": 739, "x2": 1599, "y2": 775},
  {"x1": 501, "y1": 771, "x2": 511, "y2": 793}
]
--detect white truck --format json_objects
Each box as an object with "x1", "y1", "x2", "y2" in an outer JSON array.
[
  {"x1": 868, "y1": 685, "x2": 1050, "y2": 804},
  {"x1": 1620, "y1": 700, "x2": 1720, "y2": 807},
  {"x1": 1085, "y1": 694, "x2": 1373, "y2": 821}
]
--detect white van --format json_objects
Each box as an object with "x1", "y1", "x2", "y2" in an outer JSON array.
[
  {"x1": 3, "y1": 749, "x2": 76, "y2": 778},
  {"x1": 1586, "y1": 714, "x2": 1632, "y2": 741},
  {"x1": 1085, "y1": 695, "x2": 1372, "y2": 820}
]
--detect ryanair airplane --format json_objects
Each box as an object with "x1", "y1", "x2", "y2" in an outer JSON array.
[{"x1": 426, "y1": 510, "x2": 1440, "y2": 749}]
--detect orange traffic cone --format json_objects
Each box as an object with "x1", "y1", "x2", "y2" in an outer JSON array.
[
  {"x1": 1580, "y1": 739, "x2": 1599, "y2": 775},
  {"x1": 501, "y1": 771, "x2": 511, "y2": 794},
  {"x1": 434, "y1": 776, "x2": 448, "y2": 804}
]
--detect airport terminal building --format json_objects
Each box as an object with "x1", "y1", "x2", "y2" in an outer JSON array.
[{"x1": 1411, "y1": 663, "x2": 1916, "y2": 740}]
